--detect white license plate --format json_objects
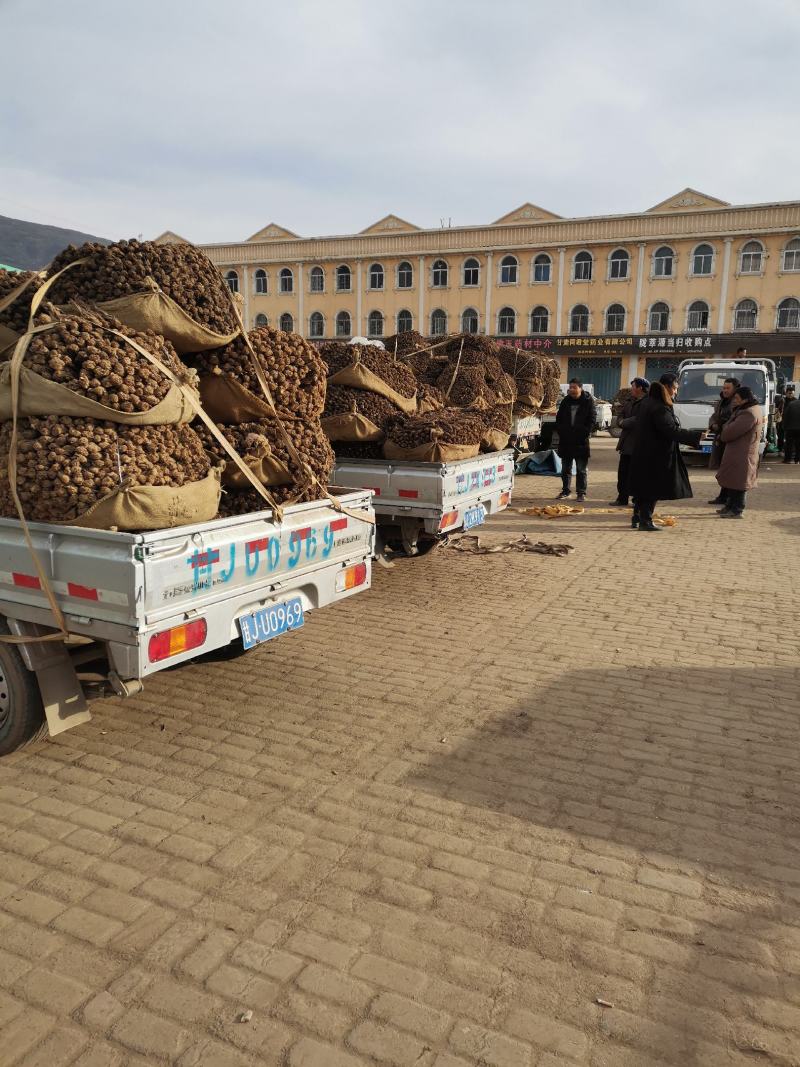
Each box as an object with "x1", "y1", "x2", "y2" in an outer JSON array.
[
  {"x1": 463, "y1": 504, "x2": 487, "y2": 531},
  {"x1": 239, "y1": 597, "x2": 304, "y2": 650}
]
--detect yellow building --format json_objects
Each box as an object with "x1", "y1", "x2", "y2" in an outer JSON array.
[{"x1": 159, "y1": 188, "x2": 800, "y2": 397}]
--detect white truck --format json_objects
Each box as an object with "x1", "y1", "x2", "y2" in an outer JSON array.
[
  {"x1": 331, "y1": 451, "x2": 514, "y2": 556},
  {"x1": 0, "y1": 490, "x2": 375, "y2": 755},
  {"x1": 509, "y1": 412, "x2": 542, "y2": 452},
  {"x1": 675, "y1": 357, "x2": 776, "y2": 458}
]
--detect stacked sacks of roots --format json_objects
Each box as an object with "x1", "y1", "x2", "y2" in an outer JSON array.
[
  {"x1": 612, "y1": 386, "x2": 633, "y2": 418},
  {"x1": 320, "y1": 342, "x2": 422, "y2": 454},
  {"x1": 437, "y1": 334, "x2": 517, "y2": 411},
  {"x1": 383, "y1": 330, "x2": 428, "y2": 358},
  {"x1": 47, "y1": 239, "x2": 240, "y2": 352},
  {"x1": 383, "y1": 408, "x2": 486, "y2": 463},
  {"x1": 0, "y1": 305, "x2": 218, "y2": 529},
  {"x1": 194, "y1": 325, "x2": 325, "y2": 423},
  {"x1": 498, "y1": 349, "x2": 560, "y2": 414},
  {"x1": 0, "y1": 417, "x2": 214, "y2": 528},
  {"x1": 189, "y1": 325, "x2": 332, "y2": 513},
  {"x1": 194, "y1": 415, "x2": 334, "y2": 515},
  {"x1": 0, "y1": 269, "x2": 40, "y2": 348}
]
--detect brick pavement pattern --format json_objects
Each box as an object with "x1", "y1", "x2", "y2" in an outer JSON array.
[{"x1": 1, "y1": 438, "x2": 799, "y2": 1066}]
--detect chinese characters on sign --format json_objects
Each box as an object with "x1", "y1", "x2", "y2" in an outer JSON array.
[{"x1": 493, "y1": 335, "x2": 715, "y2": 353}]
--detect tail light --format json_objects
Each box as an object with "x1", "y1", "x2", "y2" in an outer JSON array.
[
  {"x1": 149, "y1": 619, "x2": 208, "y2": 662},
  {"x1": 439, "y1": 510, "x2": 459, "y2": 531},
  {"x1": 499, "y1": 492, "x2": 511, "y2": 508},
  {"x1": 336, "y1": 562, "x2": 368, "y2": 592}
]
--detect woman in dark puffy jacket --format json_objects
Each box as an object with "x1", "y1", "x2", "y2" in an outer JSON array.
[{"x1": 628, "y1": 374, "x2": 702, "y2": 532}]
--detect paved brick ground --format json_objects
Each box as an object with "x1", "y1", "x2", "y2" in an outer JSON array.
[{"x1": 1, "y1": 437, "x2": 799, "y2": 1066}]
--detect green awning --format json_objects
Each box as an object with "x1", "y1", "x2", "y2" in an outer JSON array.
[{"x1": 0, "y1": 263, "x2": 23, "y2": 272}]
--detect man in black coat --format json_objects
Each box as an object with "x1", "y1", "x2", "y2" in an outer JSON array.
[
  {"x1": 611, "y1": 377, "x2": 649, "y2": 506},
  {"x1": 554, "y1": 379, "x2": 597, "y2": 501},
  {"x1": 628, "y1": 373, "x2": 702, "y2": 531},
  {"x1": 783, "y1": 387, "x2": 800, "y2": 463}
]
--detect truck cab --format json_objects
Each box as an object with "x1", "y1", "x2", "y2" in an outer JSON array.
[{"x1": 675, "y1": 358, "x2": 776, "y2": 457}]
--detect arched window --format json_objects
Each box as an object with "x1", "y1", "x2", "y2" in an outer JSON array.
[
  {"x1": 777, "y1": 297, "x2": 800, "y2": 330},
  {"x1": 369, "y1": 263, "x2": 384, "y2": 290},
  {"x1": 463, "y1": 258, "x2": 480, "y2": 286},
  {"x1": 225, "y1": 270, "x2": 239, "y2": 294},
  {"x1": 648, "y1": 302, "x2": 670, "y2": 332},
  {"x1": 570, "y1": 304, "x2": 589, "y2": 333},
  {"x1": 336, "y1": 265, "x2": 351, "y2": 292},
  {"x1": 530, "y1": 306, "x2": 549, "y2": 333},
  {"x1": 740, "y1": 241, "x2": 764, "y2": 274},
  {"x1": 309, "y1": 311, "x2": 324, "y2": 338},
  {"x1": 500, "y1": 255, "x2": 518, "y2": 284},
  {"x1": 782, "y1": 238, "x2": 800, "y2": 272},
  {"x1": 497, "y1": 307, "x2": 516, "y2": 335},
  {"x1": 573, "y1": 251, "x2": 592, "y2": 282},
  {"x1": 309, "y1": 266, "x2": 324, "y2": 292},
  {"x1": 605, "y1": 303, "x2": 626, "y2": 333},
  {"x1": 336, "y1": 310, "x2": 351, "y2": 337},
  {"x1": 254, "y1": 313, "x2": 268, "y2": 328},
  {"x1": 430, "y1": 308, "x2": 447, "y2": 335},
  {"x1": 733, "y1": 299, "x2": 758, "y2": 331},
  {"x1": 687, "y1": 300, "x2": 710, "y2": 330},
  {"x1": 279, "y1": 268, "x2": 293, "y2": 293},
  {"x1": 609, "y1": 249, "x2": 630, "y2": 280},
  {"x1": 368, "y1": 310, "x2": 384, "y2": 337},
  {"x1": 279, "y1": 312, "x2": 294, "y2": 332},
  {"x1": 533, "y1": 254, "x2": 551, "y2": 283},
  {"x1": 432, "y1": 260, "x2": 448, "y2": 288},
  {"x1": 653, "y1": 246, "x2": 675, "y2": 278},
  {"x1": 254, "y1": 268, "x2": 267, "y2": 294},
  {"x1": 461, "y1": 308, "x2": 479, "y2": 334},
  {"x1": 397, "y1": 261, "x2": 413, "y2": 288},
  {"x1": 691, "y1": 244, "x2": 714, "y2": 276},
  {"x1": 397, "y1": 309, "x2": 413, "y2": 333}
]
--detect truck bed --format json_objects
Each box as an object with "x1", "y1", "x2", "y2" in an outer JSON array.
[
  {"x1": 332, "y1": 451, "x2": 514, "y2": 537},
  {"x1": 0, "y1": 488, "x2": 374, "y2": 679}
]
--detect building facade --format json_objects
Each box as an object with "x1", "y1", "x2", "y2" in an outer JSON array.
[{"x1": 160, "y1": 188, "x2": 800, "y2": 396}]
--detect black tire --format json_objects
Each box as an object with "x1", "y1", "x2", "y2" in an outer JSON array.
[{"x1": 0, "y1": 621, "x2": 47, "y2": 757}]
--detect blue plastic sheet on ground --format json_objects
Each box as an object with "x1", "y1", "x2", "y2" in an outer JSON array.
[{"x1": 515, "y1": 449, "x2": 562, "y2": 476}]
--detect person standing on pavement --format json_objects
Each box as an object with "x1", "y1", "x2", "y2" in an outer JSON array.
[
  {"x1": 610, "y1": 377, "x2": 649, "y2": 506},
  {"x1": 628, "y1": 373, "x2": 702, "y2": 532},
  {"x1": 782, "y1": 386, "x2": 800, "y2": 463},
  {"x1": 707, "y1": 377, "x2": 740, "y2": 506},
  {"x1": 775, "y1": 394, "x2": 786, "y2": 454},
  {"x1": 555, "y1": 379, "x2": 597, "y2": 502},
  {"x1": 714, "y1": 386, "x2": 763, "y2": 518}
]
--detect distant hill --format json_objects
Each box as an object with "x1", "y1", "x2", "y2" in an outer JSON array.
[{"x1": 0, "y1": 214, "x2": 111, "y2": 270}]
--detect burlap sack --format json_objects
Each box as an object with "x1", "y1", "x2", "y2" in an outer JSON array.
[
  {"x1": 0, "y1": 363, "x2": 196, "y2": 425},
  {"x1": 85, "y1": 280, "x2": 240, "y2": 354},
  {"x1": 480, "y1": 428, "x2": 510, "y2": 453},
  {"x1": 0, "y1": 325, "x2": 19, "y2": 351},
  {"x1": 383, "y1": 438, "x2": 479, "y2": 463},
  {"x1": 58, "y1": 466, "x2": 222, "y2": 531},
  {"x1": 199, "y1": 372, "x2": 274, "y2": 425},
  {"x1": 517, "y1": 382, "x2": 545, "y2": 408},
  {"x1": 321, "y1": 413, "x2": 384, "y2": 443},
  {"x1": 222, "y1": 437, "x2": 292, "y2": 489},
  {"x1": 327, "y1": 360, "x2": 417, "y2": 415}
]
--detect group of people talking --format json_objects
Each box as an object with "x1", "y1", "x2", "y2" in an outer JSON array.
[{"x1": 553, "y1": 373, "x2": 764, "y2": 530}]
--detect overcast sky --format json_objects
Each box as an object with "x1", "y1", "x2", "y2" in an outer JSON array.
[{"x1": 1, "y1": 0, "x2": 798, "y2": 243}]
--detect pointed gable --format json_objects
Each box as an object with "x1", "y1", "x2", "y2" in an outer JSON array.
[
  {"x1": 492, "y1": 203, "x2": 563, "y2": 225},
  {"x1": 647, "y1": 188, "x2": 730, "y2": 213},
  {"x1": 246, "y1": 223, "x2": 300, "y2": 242},
  {"x1": 153, "y1": 230, "x2": 192, "y2": 244},
  {"x1": 360, "y1": 214, "x2": 421, "y2": 235}
]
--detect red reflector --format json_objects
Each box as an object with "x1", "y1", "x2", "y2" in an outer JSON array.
[
  {"x1": 331, "y1": 518, "x2": 348, "y2": 532},
  {"x1": 148, "y1": 619, "x2": 207, "y2": 662},
  {"x1": 362, "y1": 486, "x2": 381, "y2": 496},
  {"x1": 398, "y1": 489, "x2": 419, "y2": 499},
  {"x1": 67, "y1": 582, "x2": 99, "y2": 601},
  {"x1": 13, "y1": 573, "x2": 40, "y2": 589},
  {"x1": 439, "y1": 510, "x2": 459, "y2": 531},
  {"x1": 498, "y1": 465, "x2": 505, "y2": 472},
  {"x1": 352, "y1": 562, "x2": 367, "y2": 587}
]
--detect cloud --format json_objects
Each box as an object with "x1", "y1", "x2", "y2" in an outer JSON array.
[{"x1": 0, "y1": 0, "x2": 797, "y2": 242}]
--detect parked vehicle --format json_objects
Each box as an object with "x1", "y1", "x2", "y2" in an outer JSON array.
[
  {"x1": 675, "y1": 358, "x2": 776, "y2": 457},
  {"x1": 332, "y1": 451, "x2": 514, "y2": 556},
  {"x1": 0, "y1": 490, "x2": 375, "y2": 754}
]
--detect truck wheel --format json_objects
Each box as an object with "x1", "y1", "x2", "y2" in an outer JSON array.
[{"x1": 0, "y1": 623, "x2": 47, "y2": 757}]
